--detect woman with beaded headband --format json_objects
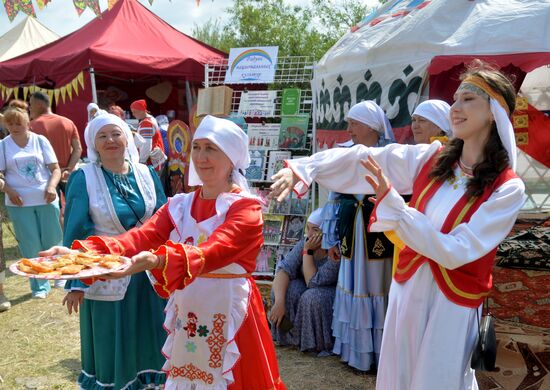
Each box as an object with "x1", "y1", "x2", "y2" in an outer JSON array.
[
  {"x1": 270, "y1": 60, "x2": 525, "y2": 389},
  {"x1": 43, "y1": 115, "x2": 285, "y2": 389}
]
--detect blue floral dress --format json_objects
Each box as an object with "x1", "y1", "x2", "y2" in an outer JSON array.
[{"x1": 271, "y1": 239, "x2": 339, "y2": 353}]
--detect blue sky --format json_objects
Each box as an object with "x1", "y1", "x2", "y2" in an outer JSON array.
[
  {"x1": 0, "y1": 0, "x2": 379, "y2": 38},
  {"x1": 0, "y1": 0, "x2": 235, "y2": 37}
]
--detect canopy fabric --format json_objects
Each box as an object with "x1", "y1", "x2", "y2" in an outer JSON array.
[
  {"x1": 0, "y1": 0, "x2": 226, "y2": 86},
  {"x1": 0, "y1": 17, "x2": 59, "y2": 62}
]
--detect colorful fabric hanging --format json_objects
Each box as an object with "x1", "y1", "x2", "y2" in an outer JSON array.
[
  {"x1": 2, "y1": 0, "x2": 36, "y2": 22},
  {"x1": 36, "y1": 0, "x2": 51, "y2": 11},
  {"x1": 73, "y1": 0, "x2": 101, "y2": 17}
]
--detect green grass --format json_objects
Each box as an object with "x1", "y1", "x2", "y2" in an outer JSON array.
[
  {"x1": 0, "y1": 216, "x2": 81, "y2": 390},
  {"x1": 0, "y1": 202, "x2": 372, "y2": 389}
]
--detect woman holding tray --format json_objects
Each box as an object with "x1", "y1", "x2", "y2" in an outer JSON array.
[
  {"x1": 43, "y1": 115, "x2": 285, "y2": 389},
  {"x1": 61, "y1": 113, "x2": 167, "y2": 390}
]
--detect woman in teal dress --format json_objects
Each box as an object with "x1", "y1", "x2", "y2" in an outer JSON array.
[{"x1": 63, "y1": 113, "x2": 167, "y2": 389}]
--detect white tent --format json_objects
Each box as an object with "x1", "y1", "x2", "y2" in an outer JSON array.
[
  {"x1": 0, "y1": 17, "x2": 59, "y2": 62},
  {"x1": 313, "y1": 0, "x2": 550, "y2": 211}
]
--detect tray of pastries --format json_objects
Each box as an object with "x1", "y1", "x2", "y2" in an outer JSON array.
[{"x1": 9, "y1": 252, "x2": 130, "y2": 280}]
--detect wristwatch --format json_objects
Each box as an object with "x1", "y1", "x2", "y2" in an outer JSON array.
[{"x1": 302, "y1": 249, "x2": 314, "y2": 256}]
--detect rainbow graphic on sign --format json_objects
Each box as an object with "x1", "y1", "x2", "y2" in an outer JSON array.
[
  {"x1": 225, "y1": 46, "x2": 278, "y2": 84},
  {"x1": 229, "y1": 49, "x2": 273, "y2": 75}
]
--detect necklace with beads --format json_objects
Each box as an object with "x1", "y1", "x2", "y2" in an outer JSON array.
[{"x1": 458, "y1": 157, "x2": 474, "y2": 172}]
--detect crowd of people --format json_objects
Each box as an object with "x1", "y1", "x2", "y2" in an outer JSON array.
[
  {"x1": 0, "y1": 60, "x2": 526, "y2": 390},
  {"x1": 270, "y1": 61, "x2": 525, "y2": 389}
]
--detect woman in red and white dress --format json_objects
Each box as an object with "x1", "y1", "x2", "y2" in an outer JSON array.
[
  {"x1": 43, "y1": 115, "x2": 285, "y2": 390},
  {"x1": 270, "y1": 62, "x2": 526, "y2": 389}
]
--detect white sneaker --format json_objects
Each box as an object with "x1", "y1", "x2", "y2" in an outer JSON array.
[
  {"x1": 32, "y1": 292, "x2": 48, "y2": 299},
  {"x1": 0, "y1": 294, "x2": 10, "y2": 312},
  {"x1": 53, "y1": 279, "x2": 66, "y2": 288}
]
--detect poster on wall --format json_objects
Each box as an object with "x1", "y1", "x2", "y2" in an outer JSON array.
[
  {"x1": 278, "y1": 115, "x2": 310, "y2": 149},
  {"x1": 225, "y1": 46, "x2": 279, "y2": 84},
  {"x1": 238, "y1": 90, "x2": 277, "y2": 117},
  {"x1": 281, "y1": 88, "x2": 301, "y2": 116},
  {"x1": 248, "y1": 123, "x2": 281, "y2": 150}
]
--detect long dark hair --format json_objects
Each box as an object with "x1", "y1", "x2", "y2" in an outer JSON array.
[{"x1": 429, "y1": 60, "x2": 516, "y2": 198}]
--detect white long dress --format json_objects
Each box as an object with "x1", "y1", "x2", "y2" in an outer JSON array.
[{"x1": 287, "y1": 142, "x2": 525, "y2": 390}]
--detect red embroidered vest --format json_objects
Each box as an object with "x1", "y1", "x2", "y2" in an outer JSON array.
[{"x1": 393, "y1": 152, "x2": 517, "y2": 308}]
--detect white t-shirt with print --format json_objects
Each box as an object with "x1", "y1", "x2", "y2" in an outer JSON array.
[{"x1": 0, "y1": 133, "x2": 58, "y2": 207}]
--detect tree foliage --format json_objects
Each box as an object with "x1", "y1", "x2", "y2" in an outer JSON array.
[{"x1": 192, "y1": 0, "x2": 376, "y2": 60}]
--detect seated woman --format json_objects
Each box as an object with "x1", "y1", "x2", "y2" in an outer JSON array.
[
  {"x1": 269, "y1": 208, "x2": 339, "y2": 355},
  {"x1": 411, "y1": 99, "x2": 452, "y2": 144}
]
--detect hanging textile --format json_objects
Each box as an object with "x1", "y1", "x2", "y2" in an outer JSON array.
[
  {"x1": 2, "y1": 0, "x2": 36, "y2": 22},
  {"x1": 73, "y1": 0, "x2": 101, "y2": 17},
  {"x1": 35, "y1": 0, "x2": 50, "y2": 10}
]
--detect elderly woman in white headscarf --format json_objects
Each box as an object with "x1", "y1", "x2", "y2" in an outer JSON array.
[
  {"x1": 346, "y1": 100, "x2": 395, "y2": 147},
  {"x1": 269, "y1": 207, "x2": 339, "y2": 356},
  {"x1": 411, "y1": 99, "x2": 452, "y2": 144},
  {"x1": 86, "y1": 102, "x2": 107, "y2": 122},
  {"x1": 305, "y1": 100, "x2": 397, "y2": 371},
  {"x1": 60, "y1": 113, "x2": 168, "y2": 390},
  {"x1": 43, "y1": 115, "x2": 285, "y2": 389}
]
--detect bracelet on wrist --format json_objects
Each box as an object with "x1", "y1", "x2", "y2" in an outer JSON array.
[
  {"x1": 302, "y1": 249, "x2": 314, "y2": 256},
  {"x1": 153, "y1": 255, "x2": 163, "y2": 269}
]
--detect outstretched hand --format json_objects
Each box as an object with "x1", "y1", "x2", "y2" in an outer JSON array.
[
  {"x1": 270, "y1": 168, "x2": 298, "y2": 202},
  {"x1": 361, "y1": 155, "x2": 391, "y2": 203},
  {"x1": 39, "y1": 246, "x2": 77, "y2": 257},
  {"x1": 102, "y1": 251, "x2": 161, "y2": 279}
]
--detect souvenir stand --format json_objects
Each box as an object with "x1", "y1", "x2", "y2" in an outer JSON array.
[{"x1": 203, "y1": 55, "x2": 316, "y2": 308}]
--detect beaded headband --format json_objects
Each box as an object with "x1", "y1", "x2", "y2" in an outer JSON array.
[{"x1": 461, "y1": 75, "x2": 510, "y2": 115}]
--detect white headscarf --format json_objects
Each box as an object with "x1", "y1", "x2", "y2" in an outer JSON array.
[
  {"x1": 412, "y1": 99, "x2": 452, "y2": 136},
  {"x1": 188, "y1": 115, "x2": 251, "y2": 193},
  {"x1": 85, "y1": 113, "x2": 139, "y2": 164},
  {"x1": 87, "y1": 103, "x2": 99, "y2": 121},
  {"x1": 490, "y1": 99, "x2": 517, "y2": 171},
  {"x1": 155, "y1": 115, "x2": 169, "y2": 132},
  {"x1": 346, "y1": 101, "x2": 395, "y2": 142},
  {"x1": 307, "y1": 207, "x2": 324, "y2": 227}
]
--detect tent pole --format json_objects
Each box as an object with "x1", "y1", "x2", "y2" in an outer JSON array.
[
  {"x1": 89, "y1": 66, "x2": 98, "y2": 104},
  {"x1": 310, "y1": 61, "x2": 318, "y2": 210},
  {"x1": 185, "y1": 80, "x2": 194, "y2": 118}
]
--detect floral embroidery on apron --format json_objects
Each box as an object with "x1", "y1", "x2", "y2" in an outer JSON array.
[{"x1": 161, "y1": 192, "x2": 255, "y2": 389}]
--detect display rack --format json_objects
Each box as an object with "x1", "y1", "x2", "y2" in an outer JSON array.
[
  {"x1": 205, "y1": 56, "x2": 314, "y2": 87},
  {"x1": 204, "y1": 56, "x2": 316, "y2": 280}
]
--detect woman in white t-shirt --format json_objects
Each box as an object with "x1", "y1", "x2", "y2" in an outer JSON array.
[{"x1": 0, "y1": 103, "x2": 62, "y2": 299}]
